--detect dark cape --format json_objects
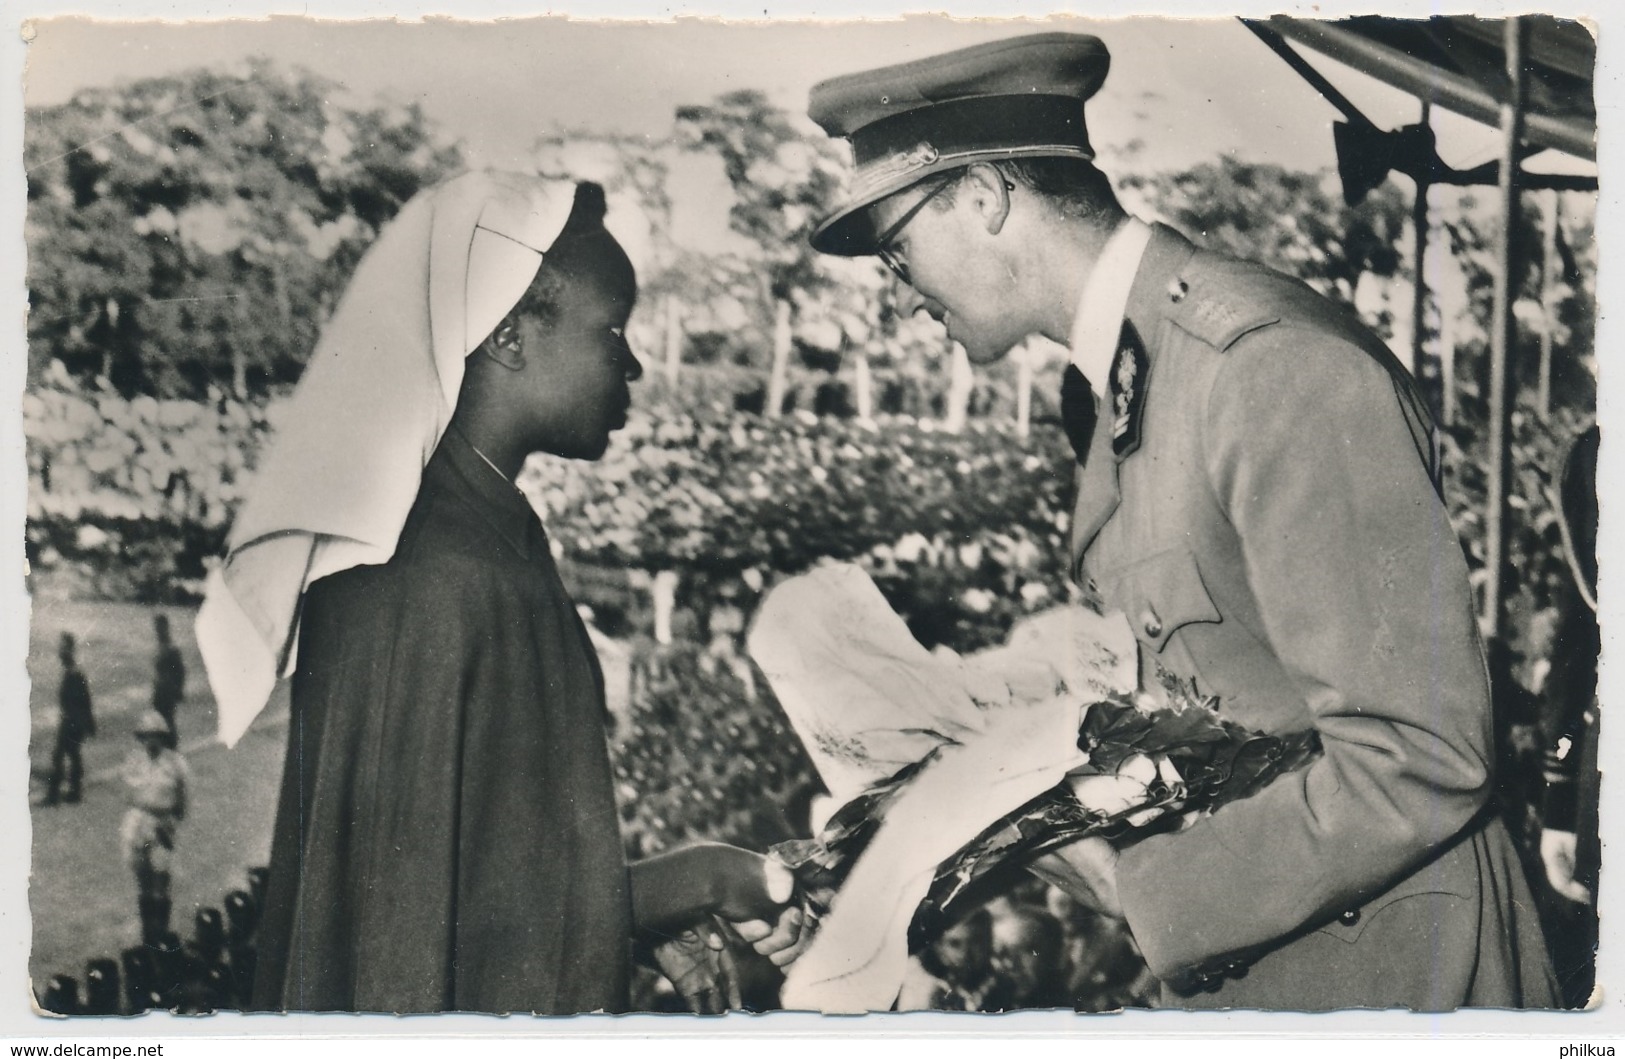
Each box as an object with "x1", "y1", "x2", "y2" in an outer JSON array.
[{"x1": 252, "y1": 430, "x2": 633, "y2": 1014}]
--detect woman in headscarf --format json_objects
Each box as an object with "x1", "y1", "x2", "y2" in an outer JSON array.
[{"x1": 198, "y1": 172, "x2": 802, "y2": 1014}]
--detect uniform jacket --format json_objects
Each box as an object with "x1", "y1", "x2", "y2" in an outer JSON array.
[
  {"x1": 122, "y1": 747, "x2": 189, "y2": 818},
  {"x1": 1071, "y1": 224, "x2": 1556, "y2": 1009}
]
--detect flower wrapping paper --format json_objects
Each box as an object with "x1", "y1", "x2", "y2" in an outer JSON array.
[{"x1": 748, "y1": 562, "x2": 1319, "y2": 1011}]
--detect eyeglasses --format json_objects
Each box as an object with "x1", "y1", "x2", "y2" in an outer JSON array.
[{"x1": 873, "y1": 174, "x2": 961, "y2": 286}]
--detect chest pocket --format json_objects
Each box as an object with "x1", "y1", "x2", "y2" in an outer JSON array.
[{"x1": 1097, "y1": 548, "x2": 1222, "y2": 652}]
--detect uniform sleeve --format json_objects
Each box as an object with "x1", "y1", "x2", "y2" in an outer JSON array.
[{"x1": 1113, "y1": 326, "x2": 1493, "y2": 978}]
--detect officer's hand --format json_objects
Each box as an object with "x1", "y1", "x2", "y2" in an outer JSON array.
[
  {"x1": 1028, "y1": 836, "x2": 1123, "y2": 918},
  {"x1": 728, "y1": 899, "x2": 814, "y2": 968},
  {"x1": 1540, "y1": 828, "x2": 1592, "y2": 905}
]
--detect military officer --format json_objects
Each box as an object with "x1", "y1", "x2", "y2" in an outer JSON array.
[{"x1": 806, "y1": 32, "x2": 1557, "y2": 1009}]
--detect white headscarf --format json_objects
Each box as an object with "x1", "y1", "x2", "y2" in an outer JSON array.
[{"x1": 197, "y1": 171, "x2": 576, "y2": 747}]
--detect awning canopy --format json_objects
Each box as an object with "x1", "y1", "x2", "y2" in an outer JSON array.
[{"x1": 1260, "y1": 15, "x2": 1596, "y2": 161}]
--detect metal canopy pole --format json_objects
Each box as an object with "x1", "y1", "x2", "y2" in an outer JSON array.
[
  {"x1": 1483, "y1": 16, "x2": 1529, "y2": 642},
  {"x1": 1538, "y1": 188, "x2": 1560, "y2": 419},
  {"x1": 1411, "y1": 98, "x2": 1431, "y2": 383}
]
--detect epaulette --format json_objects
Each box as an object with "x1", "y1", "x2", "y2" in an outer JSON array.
[
  {"x1": 1163, "y1": 263, "x2": 1287, "y2": 350},
  {"x1": 1165, "y1": 249, "x2": 1443, "y2": 489}
]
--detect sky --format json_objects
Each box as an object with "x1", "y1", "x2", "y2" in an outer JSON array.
[
  {"x1": 24, "y1": 13, "x2": 1552, "y2": 178},
  {"x1": 21, "y1": 12, "x2": 1594, "y2": 262}
]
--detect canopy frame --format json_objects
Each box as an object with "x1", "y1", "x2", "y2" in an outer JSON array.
[{"x1": 1239, "y1": 15, "x2": 1597, "y2": 647}]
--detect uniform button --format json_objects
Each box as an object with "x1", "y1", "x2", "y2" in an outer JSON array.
[
  {"x1": 1339, "y1": 908, "x2": 1361, "y2": 926},
  {"x1": 1168, "y1": 278, "x2": 1189, "y2": 303},
  {"x1": 1141, "y1": 611, "x2": 1163, "y2": 638}
]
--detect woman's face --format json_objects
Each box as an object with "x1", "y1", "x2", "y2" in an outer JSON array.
[{"x1": 519, "y1": 231, "x2": 643, "y2": 461}]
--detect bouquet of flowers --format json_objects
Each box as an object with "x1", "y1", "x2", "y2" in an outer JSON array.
[{"x1": 748, "y1": 563, "x2": 1318, "y2": 1012}]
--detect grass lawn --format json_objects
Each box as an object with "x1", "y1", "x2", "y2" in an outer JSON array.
[{"x1": 26, "y1": 598, "x2": 288, "y2": 996}]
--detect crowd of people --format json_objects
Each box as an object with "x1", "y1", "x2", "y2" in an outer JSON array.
[{"x1": 896, "y1": 881, "x2": 1158, "y2": 1013}]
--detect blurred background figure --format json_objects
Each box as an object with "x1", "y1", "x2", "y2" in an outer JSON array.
[
  {"x1": 1538, "y1": 422, "x2": 1599, "y2": 1008},
  {"x1": 120, "y1": 710, "x2": 190, "y2": 945},
  {"x1": 45, "y1": 631, "x2": 95, "y2": 806},
  {"x1": 151, "y1": 614, "x2": 186, "y2": 748},
  {"x1": 1046, "y1": 885, "x2": 1158, "y2": 1010},
  {"x1": 991, "y1": 907, "x2": 1070, "y2": 1010},
  {"x1": 897, "y1": 906, "x2": 1002, "y2": 1011}
]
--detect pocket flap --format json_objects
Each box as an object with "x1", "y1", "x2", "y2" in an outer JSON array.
[
  {"x1": 1099, "y1": 548, "x2": 1221, "y2": 653},
  {"x1": 1314, "y1": 848, "x2": 1476, "y2": 943}
]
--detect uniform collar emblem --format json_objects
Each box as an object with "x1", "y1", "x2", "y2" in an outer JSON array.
[{"x1": 1110, "y1": 321, "x2": 1149, "y2": 460}]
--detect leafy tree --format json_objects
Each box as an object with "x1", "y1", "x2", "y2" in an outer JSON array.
[
  {"x1": 1122, "y1": 157, "x2": 1409, "y2": 310},
  {"x1": 674, "y1": 90, "x2": 853, "y2": 416},
  {"x1": 25, "y1": 59, "x2": 462, "y2": 398},
  {"x1": 1437, "y1": 190, "x2": 1596, "y2": 423}
]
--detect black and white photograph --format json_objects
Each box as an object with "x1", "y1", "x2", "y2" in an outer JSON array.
[{"x1": 4, "y1": 0, "x2": 1611, "y2": 1035}]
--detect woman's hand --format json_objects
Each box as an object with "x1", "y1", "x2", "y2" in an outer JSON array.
[{"x1": 632, "y1": 843, "x2": 813, "y2": 966}]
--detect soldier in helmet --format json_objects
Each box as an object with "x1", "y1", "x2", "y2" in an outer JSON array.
[{"x1": 120, "y1": 709, "x2": 190, "y2": 945}]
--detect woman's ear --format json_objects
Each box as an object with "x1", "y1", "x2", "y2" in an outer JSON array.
[
  {"x1": 481, "y1": 319, "x2": 527, "y2": 371},
  {"x1": 962, "y1": 163, "x2": 1012, "y2": 237}
]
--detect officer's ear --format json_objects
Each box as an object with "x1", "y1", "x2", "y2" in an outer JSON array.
[{"x1": 961, "y1": 163, "x2": 1013, "y2": 237}]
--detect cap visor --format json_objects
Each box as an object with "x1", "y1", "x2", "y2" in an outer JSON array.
[{"x1": 809, "y1": 145, "x2": 1096, "y2": 256}]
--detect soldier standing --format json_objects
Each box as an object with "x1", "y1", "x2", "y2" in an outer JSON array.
[
  {"x1": 120, "y1": 710, "x2": 190, "y2": 945},
  {"x1": 45, "y1": 632, "x2": 96, "y2": 805},
  {"x1": 151, "y1": 614, "x2": 185, "y2": 747}
]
